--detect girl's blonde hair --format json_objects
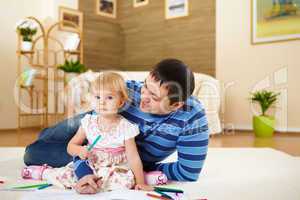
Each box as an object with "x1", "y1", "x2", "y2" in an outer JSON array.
[{"x1": 91, "y1": 71, "x2": 128, "y2": 101}]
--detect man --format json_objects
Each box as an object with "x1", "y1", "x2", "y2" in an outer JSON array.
[{"x1": 24, "y1": 58, "x2": 209, "y2": 193}]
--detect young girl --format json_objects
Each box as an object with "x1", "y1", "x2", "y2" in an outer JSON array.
[{"x1": 22, "y1": 72, "x2": 152, "y2": 192}]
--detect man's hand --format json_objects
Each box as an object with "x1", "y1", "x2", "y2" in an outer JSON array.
[{"x1": 74, "y1": 175, "x2": 102, "y2": 194}]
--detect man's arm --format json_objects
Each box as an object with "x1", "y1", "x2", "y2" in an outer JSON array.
[
  {"x1": 24, "y1": 111, "x2": 93, "y2": 167},
  {"x1": 38, "y1": 111, "x2": 92, "y2": 142},
  {"x1": 156, "y1": 118, "x2": 209, "y2": 181}
]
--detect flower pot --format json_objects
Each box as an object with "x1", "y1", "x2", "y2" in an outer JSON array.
[
  {"x1": 252, "y1": 115, "x2": 275, "y2": 137},
  {"x1": 65, "y1": 72, "x2": 78, "y2": 84},
  {"x1": 21, "y1": 41, "x2": 33, "y2": 51}
]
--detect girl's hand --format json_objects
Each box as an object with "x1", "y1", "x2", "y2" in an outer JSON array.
[
  {"x1": 134, "y1": 183, "x2": 153, "y2": 191},
  {"x1": 79, "y1": 146, "x2": 90, "y2": 160},
  {"x1": 75, "y1": 175, "x2": 102, "y2": 194}
]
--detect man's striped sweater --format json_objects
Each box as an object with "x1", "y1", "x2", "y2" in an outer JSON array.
[{"x1": 120, "y1": 80, "x2": 209, "y2": 181}]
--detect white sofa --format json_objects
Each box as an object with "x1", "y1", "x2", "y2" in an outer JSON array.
[{"x1": 68, "y1": 71, "x2": 222, "y2": 134}]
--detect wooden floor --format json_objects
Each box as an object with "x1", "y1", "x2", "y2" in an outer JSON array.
[
  {"x1": 209, "y1": 131, "x2": 300, "y2": 156},
  {"x1": 0, "y1": 128, "x2": 300, "y2": 156}
]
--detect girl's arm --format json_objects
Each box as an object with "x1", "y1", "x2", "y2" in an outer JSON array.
[
  {"x1": 125, "y1": 138, "x2": 153, "y2": 191},
  {"x1": 67, "y1": 126, "x2": 88, "y2": 159}
]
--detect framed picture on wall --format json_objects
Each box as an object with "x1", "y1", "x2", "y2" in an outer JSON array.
[
  {"x1": 165, "y1": 0, "x2": 189, "y2": 19},
  {"x1": 252, "y1": 0, "x2": 300, "y2": 44},
  {"x1": 96, "y1": 0, "x2": 117, "y2": 18},
  {"x1": 133, "y1": 0, "x2": 149, "y2": 7},
  {"x1": 59, "y1": 6, "x2": 83, "y2": 32}
]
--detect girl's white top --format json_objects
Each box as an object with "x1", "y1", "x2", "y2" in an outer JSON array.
[{"x1": 81, "y1": 114, "x2": 139, "y2": 148}]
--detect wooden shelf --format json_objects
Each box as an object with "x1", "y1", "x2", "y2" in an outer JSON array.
[
  {"x1": 35, "y1": 74, "x2": 64, "y2": 81},
  {"x1": 30, "y1": 64, "x2": 62, "y2": 69},
  {"x1": 29, "y1": 64, "x2": 45, "y2": 69},
  {"x1": 20, "y1": 113, "x2": 65, "y2": 116},
  {"x1": 17, "y1": 17, "x2": 83, "y2": 129},
  {"x1": 20, "y1": 85, "x2": 34, "y2": 88},
  {"x1": 17, "y1": 50, "x2": 34, "y2": 55},
  {"x1": 20, "y1": 85, "x2": 34, "y2": 90},
  {"x1": 64, "y1": 50, "x2": 81, "y2": 55},
  {"x1": 20, "y1": 113, "x2": 44, "y2": 116}
]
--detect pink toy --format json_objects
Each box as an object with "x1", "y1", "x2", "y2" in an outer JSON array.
[
  {"x1": 21, "y1": 164, "x2": 51, "y2": 180},
  {"x1": 144, "y1": 171, "x2": 168, "y2": 185}
]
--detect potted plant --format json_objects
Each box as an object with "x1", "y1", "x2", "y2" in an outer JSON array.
[
  {"x1": 250, "y1": 90, "x2": 280, "y2": 137},
  {"x1": 58, "y1": 60, "x2": 87, "y2": 83},
  {"x1": 15, "y1": 19, "x2": 38, "y2": 51}
]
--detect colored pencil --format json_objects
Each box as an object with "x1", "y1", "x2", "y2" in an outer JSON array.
[
  {"x1": 87, "y1": 135, "x2": 102, "y2": 151},
  {"x1": 0, "y1": 180, "x2": 4, "y2": 184},
  {"x1": 146, "y1": 193, "x2": 172, "y2": 200},
  {"x1": 154, "y1": 186, "x2": 184, "y2": 194},
  {"x1": 0, "y1": 188, "x2": 37, "y2": 191},
  {"x1": 37, "y1": 184, "x2": 53, "y2": 190},
  {"x1": 154, "y1": 189, "x2": 173, "y2": 200},
  {"x1": 11, "y1": 183, "x2": 49, "y2": 189}
]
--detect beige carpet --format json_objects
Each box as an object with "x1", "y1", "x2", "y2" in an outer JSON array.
[{"x1": 0, "y1": 147, "x2": 300, "y2": 200}]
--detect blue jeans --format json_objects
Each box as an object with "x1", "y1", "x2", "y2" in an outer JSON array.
[{"x1": 23, "y1": 111, "x2": 93, "y2": 167}]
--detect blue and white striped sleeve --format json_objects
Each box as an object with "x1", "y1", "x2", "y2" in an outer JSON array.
[
  {"x1": 157, "y1": 114, "x2": 209, "y2": 181},
  {"x1": 126, "y1": 80, "x2": 143, "y2": 92},
  {"x1": 126, "y1": 80, "x2": 142, "y2": 104}
]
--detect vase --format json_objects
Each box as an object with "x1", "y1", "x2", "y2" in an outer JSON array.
[
  {"x1": 253, "y1": 115, "x2": 275, "y2": 137},
  {"x1": 65, "y1": 72, "x2": 78, "y2": 84},
  {"x1": 21, "y1": 41, "x2": 32, "y2": 51}
]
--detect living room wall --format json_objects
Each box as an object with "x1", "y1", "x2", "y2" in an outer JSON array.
[
  {"x1": 216, "y1": 0, "x2": 300, "y2": 132},
  {"x1": 79, "y1": 0, "x2": 123, "y2": 70},
  {"x1": 79, "y1": 0, "x2": 216, "y2": 76}
]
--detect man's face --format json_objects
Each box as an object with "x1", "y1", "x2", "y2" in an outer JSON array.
[{"x1": 140, "y1": 75, "x2": 175, "y2": 115}]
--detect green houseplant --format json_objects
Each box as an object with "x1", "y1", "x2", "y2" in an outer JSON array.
[
  {"x1": 58, "y1": 60, "x2": 87, "y2": 83},
  {"x1": 15, "y1": 19, "x2": 38, "y2": 51},
  {"x1": 250, "y1": 90, "x2": 280, "y2": 137}
]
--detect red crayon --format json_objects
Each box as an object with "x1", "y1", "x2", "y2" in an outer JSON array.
[{"x1": 146, "y1": 193, "x2": 172, "y2": 200}]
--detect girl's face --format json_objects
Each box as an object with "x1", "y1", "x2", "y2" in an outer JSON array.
[{"x1": 91, "y1": 89, "x2": 124, "y2": 116}]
